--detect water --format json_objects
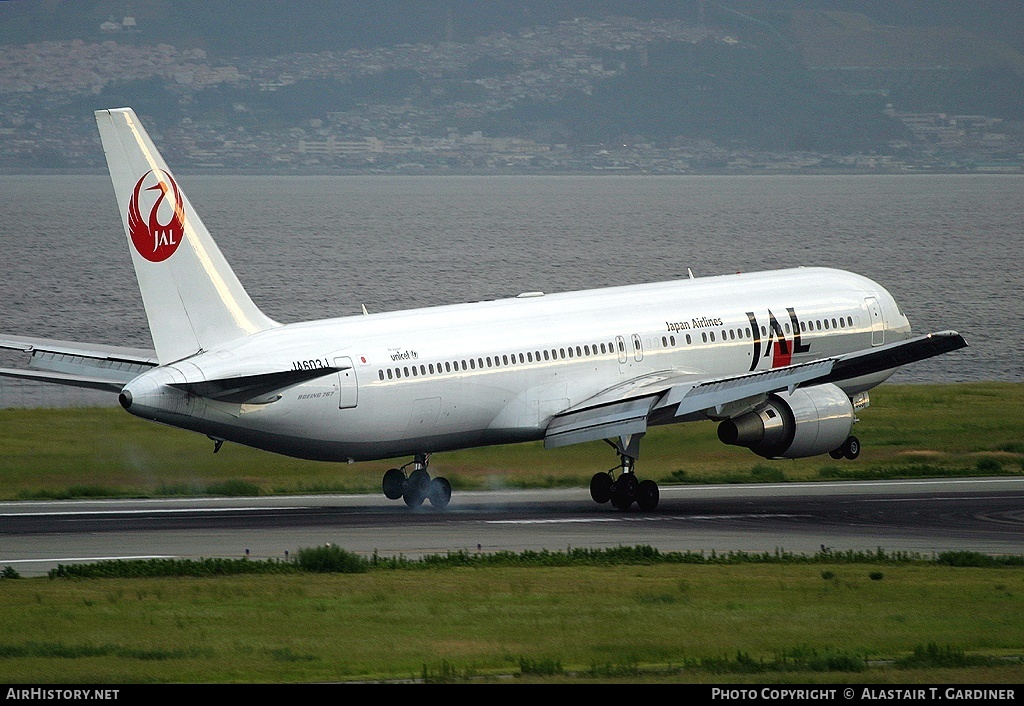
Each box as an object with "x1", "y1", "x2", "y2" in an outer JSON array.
[{"x1": 0, "y1": 174, "x2": 1020, "y2": 406}]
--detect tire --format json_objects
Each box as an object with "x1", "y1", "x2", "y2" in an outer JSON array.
[
  {"x1": 428, "y1": 477, "x2": 452, "y2": 510},
  {"x1": 404, "y1": 468, "x2": 431, "y2": 507},
  {"x1": 382, "y1": 468, "x2": 405, "y2": 499},
  {"x1": 843, "y1": 436, "x2": 861, "y2": 460},
  {"x1": 590, "y1": 472, "x2": 613, "y2": 503},
  {"x1": 637, "y1": 479, "x2": 659, "y2": 511},
  {"x1": 611, "y1": 474, "x2": 638, "y2": 511}
]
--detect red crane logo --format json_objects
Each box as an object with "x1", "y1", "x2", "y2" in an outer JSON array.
[{"x1": 127, "y1": 170, "x2": 185, "y2": 262}]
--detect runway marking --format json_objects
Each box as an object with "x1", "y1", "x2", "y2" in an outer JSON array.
[
  {"x1": 0, "y1": 507, "x2": 296, "y2": 517},
  {"x1": 861, "y1": 495, "x2": 1024, "y2": 503},
  {"x1": 0, "y1": 555, "x2": 176, "y2": 565},
  {"x1": 486, "y1": 514, "x2": 808, "y2": 525},
  {"x1": 486, "y1": 518, "x2": 621, "y2": 525},
  {"x1": 661, "y1": 478, "x2": 1024, "y2": 492}
]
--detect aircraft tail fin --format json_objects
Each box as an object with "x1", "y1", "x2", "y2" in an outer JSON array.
[{"x1": 95, "y1": 108, "x2": 277, "y2": 364}]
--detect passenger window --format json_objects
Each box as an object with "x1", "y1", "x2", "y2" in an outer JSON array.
[
  {"x1": 670, "y1": 336, "x2": 676, "y2": 346},
  {"x1": 686, "y1": 334, "x2": 691, "y2": 345},
  {"x1": 701, "y1": 332, "x2": 707, "y2": 343}
]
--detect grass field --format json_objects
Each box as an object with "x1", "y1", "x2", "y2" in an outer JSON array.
[
  {"x1": 1, "y1": 382, "x2": 1022, "y2": 683},
  {"x1": 1, "y1": 561, "x2": 1023, "y2": 682},
  {"x1": 0, "y1": 382, "x2": 1020, "y2": 499}
]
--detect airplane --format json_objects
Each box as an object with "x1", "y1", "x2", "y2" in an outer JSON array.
[{"x1": 0, "y1": 108, "x2": 967, "y2": 511}]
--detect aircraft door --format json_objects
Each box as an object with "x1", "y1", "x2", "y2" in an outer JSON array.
[
  {"x1": 334, "y1": 356, "x2": 358, "y2": 409},
  {"x1": 615, "y1": 335, "x2": 627, "y2": 364},
  {"x1": 864, "y1": 297, "x2": 884, "y2": 347}
]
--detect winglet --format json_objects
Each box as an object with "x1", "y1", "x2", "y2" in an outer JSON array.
[{"x1": 95, "y1": 108, "x2": 277, "y2": 363}]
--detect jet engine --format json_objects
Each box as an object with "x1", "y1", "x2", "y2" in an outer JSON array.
[{"x1": 717, "y1": 383, "x2": 855, "y2": 459}]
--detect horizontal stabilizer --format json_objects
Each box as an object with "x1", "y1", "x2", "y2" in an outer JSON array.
[
  {"x1": 0, "y1": 334, "x2": 157, "y2": 392},
  {"x1": 0, "y1": 367, "x2": 126, "y2": 393},
  {"x1": 0, "y1": 335, "x2": 157, "y2": 364},
  {"x1": 169, "y1": 366, "x2": 341, "y2": 404}
]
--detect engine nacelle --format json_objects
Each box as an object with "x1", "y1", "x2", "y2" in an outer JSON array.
[{"x1": 717, "y1": 383, "x2": 854, "y2": 459}]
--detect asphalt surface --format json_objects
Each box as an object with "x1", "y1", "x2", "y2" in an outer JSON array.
[{"x1": 1, "y1": 477, "x2": 1022, "y2": 576}]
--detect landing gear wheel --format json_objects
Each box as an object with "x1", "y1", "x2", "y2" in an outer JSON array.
[
  {"x1": 637, "y1": 479, "x2": 659, "y2": 511},
  {"x1": 611, "y1": 474, "x2": 638, "y2": 511},
  {"x1": 829, "y1": 448, "x2": 845, "y2": 460},
  {"x1": 404, "y1": 468, "x2": 431, "y2": 508},
  {"x1": 842, "y1": 436, "x2": 861, "y2": 460},
  {"x1": 590, "y1": 472, "x2": 613, "y2": 504},
  {"x1": 382, "y1": 468, "x2": 405, "y2": 500},
  {"x1": 428, "y1": 477, "x2": 452, "y2": 510}
]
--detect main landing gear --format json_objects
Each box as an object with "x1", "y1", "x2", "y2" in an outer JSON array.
[
  {"x1": 382, "y1": 453, "x2": 451, "y2": 510},
  {"x1": 828, "y1": 435, "x2": 861, "y2": 460},
  {"x1": 590, "y1": 434, "x2": 659, "y2": 511}
]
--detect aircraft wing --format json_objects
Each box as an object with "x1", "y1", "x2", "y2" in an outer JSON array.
[
  {"x1": 544, "y1": 330, "x2": 966, "y2": 450},
  {"x1": 169, "y1": 367, "x2": 342, "y2": 404},
  {"x1": 0, "y1": 335, "x2": 157, "y2": 393}
]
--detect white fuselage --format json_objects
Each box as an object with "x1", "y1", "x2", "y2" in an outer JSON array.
[{"x1": 122, "y1": 267, "x2": 910, "y2": 462}]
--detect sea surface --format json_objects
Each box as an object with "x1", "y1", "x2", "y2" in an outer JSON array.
[{"x1": 0, "y1": 174, "x2": 1020, "y2": 407}]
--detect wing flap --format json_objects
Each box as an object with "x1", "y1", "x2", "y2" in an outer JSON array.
[
  {"x1": 659, "y1": 359, "x2": 837, "y2": 419},
  {"x1": 545, "y1": 396, "x2": 658, "y2": 449}
]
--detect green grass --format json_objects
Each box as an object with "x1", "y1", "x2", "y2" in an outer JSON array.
[
  {"x1": 0, "y1": 382, "x2": 1021, "y2": 499},
  {"x1": 1, "y1": 561, "x2": 1023, "y2": 682}
]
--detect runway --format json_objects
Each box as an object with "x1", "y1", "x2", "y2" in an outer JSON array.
[{"x1": 2, "y1": 477, "x2": 1023, "y2": 576}]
